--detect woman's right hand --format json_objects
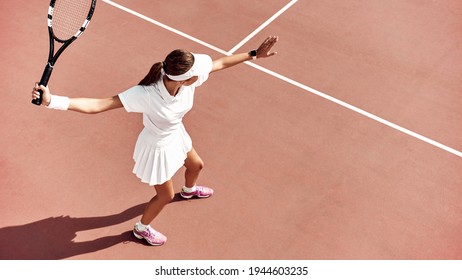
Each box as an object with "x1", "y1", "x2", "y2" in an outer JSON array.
[{"x1": 32, "y1": 83, "x2": 51, "y2": 106}]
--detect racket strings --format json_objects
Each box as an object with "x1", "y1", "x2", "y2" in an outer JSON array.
[{"x1": 52, "y1": 0, "x2": 93, "y2": 41}]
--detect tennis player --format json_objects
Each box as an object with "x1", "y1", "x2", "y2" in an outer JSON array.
[{"x1": 32, "y1": 36, "x2": 279, "y2": 246}]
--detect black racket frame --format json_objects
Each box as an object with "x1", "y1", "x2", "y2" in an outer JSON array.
[{"x1": 32, "y1": 0, "x2": 96, "y2": 105}]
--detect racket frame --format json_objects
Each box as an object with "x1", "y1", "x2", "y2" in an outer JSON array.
[{"x1": 32, "y1": 0, "x2": 96, "y2": 105}]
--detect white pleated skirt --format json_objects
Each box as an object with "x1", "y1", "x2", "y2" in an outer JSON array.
[{"x1": 132, "y1": 124, "x2": 192, "y2": 186}]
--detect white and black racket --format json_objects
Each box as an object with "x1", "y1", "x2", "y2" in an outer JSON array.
[{"x1": 32, "y1": 0, "x2": 97, "y2": 105}]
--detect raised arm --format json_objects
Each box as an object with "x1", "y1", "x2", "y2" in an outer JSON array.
[
  {"x1": 211, "y1": 36, "x2": 278, "y2": 73},
  {"x1": 32, "y1": 84, "x2": 123, "y2": 114}
]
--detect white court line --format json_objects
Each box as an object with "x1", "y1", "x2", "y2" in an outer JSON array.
[
  {"x1": 246, "y1": 62, "x2": 462, "y2": 158},
  {"x1": 227, "y1": 0, "x2": 298, "y2": 54},
  {"x1": 101, "y1": 0, "x2": 227, "y2": 55},
  {"x1": 102, "y1": 0, "x2": 462, "y2": 158}
]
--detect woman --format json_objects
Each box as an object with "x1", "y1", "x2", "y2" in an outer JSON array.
[{"x1": 32, "y1": 36, "x2": 279, "y2": 246}]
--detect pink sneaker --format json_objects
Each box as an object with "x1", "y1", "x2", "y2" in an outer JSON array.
[
  {"x1": 180, "y1": 185, "x2": 214, "y2": 199},
  {"x1": 133, "y1": 224, "x2": 167, "y2": 246}
]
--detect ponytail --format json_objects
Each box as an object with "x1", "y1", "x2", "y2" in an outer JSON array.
[{"x1": 138, "y1": 62, "x2": 163, "y2": 86}]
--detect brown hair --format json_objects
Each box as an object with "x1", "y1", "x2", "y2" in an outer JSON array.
[{"x1": 138, "y1": 49, "x2": 195, "y2": 86}]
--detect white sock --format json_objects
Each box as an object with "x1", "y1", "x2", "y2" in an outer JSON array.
[
  {"x1": 136, "y1": 222, "x2": 148, "y2": 231},
  {"x1": 182, "y1": 185, "x2": 196, "y2": 193}
]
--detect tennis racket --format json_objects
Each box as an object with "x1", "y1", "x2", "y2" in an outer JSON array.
[{"x1": 32, "y1": 0, "x2": 97, "y2": 105}]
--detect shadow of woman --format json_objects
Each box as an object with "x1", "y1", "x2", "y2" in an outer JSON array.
[
  {"x1": 0, "y1": 191, "x2": 196, "y2": 259},
  {"x1": 0, "y1": 203, "x2": 148, "y2": 259}
]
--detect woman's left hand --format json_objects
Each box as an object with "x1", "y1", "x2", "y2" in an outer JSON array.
[{"x1": 255, "y1": 36, "x2": 279, "y2": 59}]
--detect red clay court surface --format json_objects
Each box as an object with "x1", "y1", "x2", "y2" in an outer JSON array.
[{"x1": 1, "y1": 0, "x2": 461, "y2": 260}]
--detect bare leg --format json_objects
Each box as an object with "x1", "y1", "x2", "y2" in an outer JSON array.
[
  {"x1": 184, "y1": 147, "x2": 204, "y2": 188},
  {"x1": 140, "y1": 180, "x2": 175, "y2": 225}
]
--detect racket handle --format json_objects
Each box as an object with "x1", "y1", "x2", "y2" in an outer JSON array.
[{"x1": 32, "y1": 64, "x2": 53, "y2": 106}]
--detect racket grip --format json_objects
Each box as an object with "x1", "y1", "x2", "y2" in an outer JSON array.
[{"x1": 32, "y1": 64, "x2": 53, "y2": 106}]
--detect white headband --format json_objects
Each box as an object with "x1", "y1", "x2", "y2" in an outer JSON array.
[{"x1": 165, "y1": 68, "x2": 194, "y2": 81}]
